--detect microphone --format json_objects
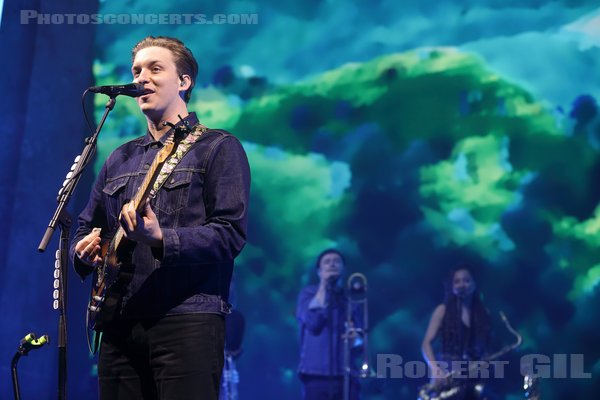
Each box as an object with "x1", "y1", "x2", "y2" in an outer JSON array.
[
  {"x1": 88, "y1": 83, "x2": 151, "y2": 98},
  {"x1": 327, "y1": 275, "x2": 340, "y2": 286},
  {"x1": 326, "y1": 275, "x2": 343, "y2": 294}
]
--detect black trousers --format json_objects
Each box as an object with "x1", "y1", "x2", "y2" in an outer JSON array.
[{"x1": 98, "y1": 313, "x2": 225, "y2": 400}]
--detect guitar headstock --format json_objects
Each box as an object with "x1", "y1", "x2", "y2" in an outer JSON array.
[{"x1": 157, "y1": 116, "x2": 192, "y2": 163}]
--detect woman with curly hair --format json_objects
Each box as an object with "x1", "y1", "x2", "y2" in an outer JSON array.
[{"x1": 421, "y1": 266, "x2": 492, "y2": 400}]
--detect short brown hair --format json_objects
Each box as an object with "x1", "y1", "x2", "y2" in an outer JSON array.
[{"x1": 131, "y1": 36, "x2": 198, "y2": 103}]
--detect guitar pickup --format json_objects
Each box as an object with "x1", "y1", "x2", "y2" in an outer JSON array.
[{"x1": 93, "y1": 296, "x2": 104, "y2": 302}]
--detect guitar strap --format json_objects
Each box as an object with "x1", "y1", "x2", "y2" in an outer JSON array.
[{"x1": 150, "y1": 122, "x2": 209, "y2": 198}]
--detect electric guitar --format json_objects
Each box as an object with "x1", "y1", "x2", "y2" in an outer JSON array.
[{"x1": 87, "y1": 132, "x2": 180, "y2": 334}]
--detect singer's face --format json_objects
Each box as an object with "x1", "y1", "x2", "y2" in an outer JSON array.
[
  {"x1": 317, "y1": 252, "x2": 344, "y2": 281},
  {"x1": 452, "y1": 269, "x2": 475, "y2": 298},
  {"x1": 132, "y1": 46, "x2": 185, "y2": 117}
]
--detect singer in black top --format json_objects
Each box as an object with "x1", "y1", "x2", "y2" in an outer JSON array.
[
  {"x1": 421, "y1": 267, "x2": 492, "y2": 400},
  {"x1": 296, "y1": 249, "x2": 360, "y2": 400},
  {"x1": 70, "y1": 36, "x2": 250, "y2": 400}
]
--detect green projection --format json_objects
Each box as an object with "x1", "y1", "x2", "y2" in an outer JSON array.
[{"x1": 91, "y1": 2, "x2": 600, "y2": 397}]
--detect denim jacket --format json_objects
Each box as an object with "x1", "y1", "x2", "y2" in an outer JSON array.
[
  {"x1": 297, "y1": 284, "x2": 353, "y2": 376},
  {"x1": 70, "y1": 113, "x2": 250, "y2": 319}
]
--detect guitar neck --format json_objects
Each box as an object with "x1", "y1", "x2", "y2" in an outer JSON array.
[
  {"x1": 110, "y1": 135, "x2": 176, "y2": 250},
  {"x1": 132, "y1": 154, "x2": 164, "y2": 212}
]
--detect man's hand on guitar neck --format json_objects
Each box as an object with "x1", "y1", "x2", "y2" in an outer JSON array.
[
  {"x1": 120, "y1": 200, "x2": 164, "y2": 249},
  {"x1": 75, "y1": 227, "x2": 103, "y2": 267}
]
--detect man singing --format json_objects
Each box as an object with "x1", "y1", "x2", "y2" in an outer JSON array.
[{"x1": 71, "y1": 36, "x2": 250, "y2": 400}]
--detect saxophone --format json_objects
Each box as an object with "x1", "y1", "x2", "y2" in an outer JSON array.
[{"x1": 418, "y1": 312, "x2": 522, "y2": 400}]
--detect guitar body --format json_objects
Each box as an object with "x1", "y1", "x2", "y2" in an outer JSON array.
[{"x1": 87, "y1": 235, "x2": 136, "y2": 332}]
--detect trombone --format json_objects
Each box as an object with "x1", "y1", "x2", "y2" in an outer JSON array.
[{"x1": 343, "y1": 272, "x2": 370, "y2": 400}]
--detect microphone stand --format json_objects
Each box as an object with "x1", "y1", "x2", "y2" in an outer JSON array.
[
  {"x1": 38, "y1": 95, "x2": 117, "y2": 400},
  {"x1": 326, "y1": 281, "x2": 335, "y2": 400},
  {"x1": 12, "y1": 333, "x2": 50, "y2": 400}
]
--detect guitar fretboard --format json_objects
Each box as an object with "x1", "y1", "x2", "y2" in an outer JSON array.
[{"x1": 110, "y1": 134, "x2": 175, "y2": 252}]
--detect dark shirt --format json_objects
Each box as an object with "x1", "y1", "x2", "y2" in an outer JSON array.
[
  {"x1": 440, "y1": 312, "x2": 489, "y2": 362},
  {"x1": 70, "y1": 113, "x2": 250, "y2": 319}
]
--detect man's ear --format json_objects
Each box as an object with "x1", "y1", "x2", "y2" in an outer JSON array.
[{"x1": 179, "y1": 75, "x2": 191, "y2": 89}]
